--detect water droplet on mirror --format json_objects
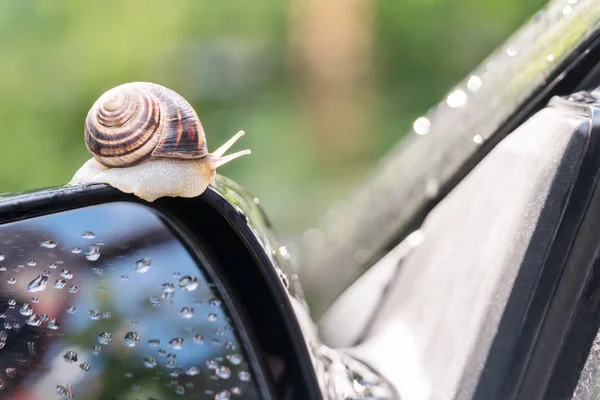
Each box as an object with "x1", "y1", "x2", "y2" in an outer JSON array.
[
  {"x1": 413, "y1": 117, "x2": 431, "y2": 135},
  {"x1": 134, "y1": 257, "x2": 152, "y2": 273},
  {"x1": 124, "y1": 372, "x2": 133, "y2": 378},
  {"x1": 207, "y1": 313, "x2": 217, "y2": 322},
  {"x1": 162, "y1": 283, "x2": 175, "y2": 293},
  {"x1": 85, "y1": 245, "x2": 100, "y2": 261},
  {"x1": 31, "y1": 297, "x2": 39, "y2": 303},
  {"x1": 121, "y1": 275, "x2": 129, "y2": 281},
  {"x1": 71, "y1": 248, "x2": 81, "y2": 254},
  {"x1": 40, "y1": 240, "x2": 57, "y2": 249},
  {"x1": 149, "y1": 296, "x2": 161, "y2": 307},
  {"x1": 60, "y1": 269, "x2": 73, "y2": 280},
  {"x1": 148, "y1": 339, "x2": 160, "y2": 347},
  {"x1": 5, "y1": 368, "x2": 15, "y2": 378},
  {"x1": 144, "y1": 357, "x2": 157, "y2": 368},
  {"x1": 169, "y1": 367, "x2": 182, "y2": 377},
  {"x1": 66, "y1": 306, "x2": 76, "y2": 314},
  {"x1": 19, "y1": 303, "x2": 32, "y2": 316},
  {"x1": 215, "y1": 390, "x2": 231, "y2": 400},
  {"x1": 473, "y1": 134, "x2": 484, "y2": 145},
  {"x1": 63, "y1": 351, "x2": 78, "y2": 364},
  {"x1": 102, "y1": 311, "x2": 112, "y2": 319},
  {"x1": 88, "y1": 310, "x2": 101, "y2": 320},
  {"x1": 238, "y1": 370, "x2": 251, "y2": 382},
  {"x1": 79, "y1": 362, "x2": 90, "y2": 372},
  {"x1": 68, "y1": 285, "x2": 78, "y2": 293},
  {"x1": 56, "y1": 384, "x2": 73, "y2": 399},
  {"x1": 169, "y1": 337, "x2": 184, "y2": 350},
  {"x1": 6, "y1": 278, "x2": 15, "y2": 284},
  {"x1": 215, "y1": 328, "x2": 225, "y2": 336},
  {"x1": 49, "y1": 263, "x2": 57, "y2": 269},
  {"x1": 26, "y1": 314, "x2": 41, "y2": 327},
  {"x1": 179, "y1": 275, "x2": 198, "y2": 291},
  {"x1": 185, "y1": 366, "x2": 200, "y2": 376},
  {"x1": 54, "y1": 279, "x2": 66, "y2": 289},
  {"x1": 209, "y1": 298, "x2": 222, "y2": 307},
  {"x1": 547, "y1": 54, "x2": 555, "y2": 62},
  {"x1": 47, "y1": 318, "x2": 60, "y2": 329},
  {"x1": 193, "y1": 333, "x2": 205, "y2": 344},
  {"x1": 82, "y1": 231, "x2": 96, "y2": 239},
  {"x1": 231, "y1": 386, "x2": 242, "y2": 395},
  {"x1": 98, "y1": 332, "x2": 112, "y2": 345},
  {"x1": 7, "y1": 299, "x2": 15, "y2": 307},
  {"x1": 227, "y1": 353, "x2": 243, "y2": 365},
  {"x1": 27, "y1": 260, "x2": 36, "y2": 267},
  {"x1": 124, "y1": 331, "x2": 140, "y2": 347},
  {"x1": 207, "y1": 360, "x2": 219, "y2": 370},
  {"x1": 505, "y1": 46, "x2": 518, "y2": 56},
  {"x1": 166, "y1": 360, "x2": 177, "y2": 369},
  {"x1": 225, "y1": 341, "x2": 236, "y2": 351},
  {"x1": 216, "y1": 366, "x2": 231, "y2": 379},
  {"x1": 563, "y1": 5, "x2": 573, "y2": 15},
  {"x1": 173, "y1": 272, "x2": 181, "y2": 278},
  {"x1": 0, "y1": 267, "x2": 5, "y2": 272},
  {"x1": 179, "y1": 307, "x2": 194, "y2": 319},
  {"x1": 158, "y1": 349, "x2": 167, "y2": 357},
  {"x1": 92, "y1": 345, "x2": 102, "y2": 355},
  {"x1": 27, "y1": 341, "x2": 36, "y2": 354},
  {"x1": 175, "y1": 385, "x2": 185, "y2": 395}
]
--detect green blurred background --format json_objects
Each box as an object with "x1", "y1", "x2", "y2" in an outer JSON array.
[{"x1": 0, "y1": 0, "x2": 546, "y2": 236}]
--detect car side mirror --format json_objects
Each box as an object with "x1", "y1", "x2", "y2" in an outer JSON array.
[{"x1": 0, "y1": 178, "x2": 395, "y2": 399}]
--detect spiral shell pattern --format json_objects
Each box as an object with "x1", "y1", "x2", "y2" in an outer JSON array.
[{"x1": 85, "y1": 82, "x2": 208, "y2": 168}]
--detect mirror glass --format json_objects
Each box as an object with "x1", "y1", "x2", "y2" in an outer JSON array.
[{"x1": 0, "y1": 202, "x2": 261, "y2": 399}]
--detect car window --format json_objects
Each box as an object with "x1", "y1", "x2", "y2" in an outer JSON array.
[{"x1": 0, "y1": 202, "x2": 260, "y2": 399}]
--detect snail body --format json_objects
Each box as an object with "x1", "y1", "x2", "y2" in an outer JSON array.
[{"x1": 70, "y1": 82, "x2": 250, "y2": 201}]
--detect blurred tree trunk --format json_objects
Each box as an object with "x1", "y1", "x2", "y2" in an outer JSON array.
[{"x1": 289, "y1": 0, "x2": 375, "y2": 166}]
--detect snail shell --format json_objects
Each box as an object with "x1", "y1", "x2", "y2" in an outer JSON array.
[
  {"x1": 85, "y1": 82, "x2": 207, "y2": 168},
  {"x1": 71, "y1": 82, "x2": 250, "y2": 202}
]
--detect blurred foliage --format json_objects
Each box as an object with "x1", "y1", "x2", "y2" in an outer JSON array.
[{"x1": 0, "y1": 0, "x2": 546, "y2": 235}]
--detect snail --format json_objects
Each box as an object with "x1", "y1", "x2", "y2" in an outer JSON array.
[{"x1": 70, "y1": 82, "x2": 250, "y2": 202}]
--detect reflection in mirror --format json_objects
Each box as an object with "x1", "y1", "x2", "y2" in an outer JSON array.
[{"x1": 0, "y1": 202, "x2": 260, "y2": 399}]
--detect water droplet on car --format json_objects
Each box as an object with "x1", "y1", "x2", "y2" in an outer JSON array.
[
  {"x1": 175, "y1": 385, "x2": 185, "y2": 395},
  {"x1": 207, "y1": 313, "x2": 217, "y2": 322},
  {"x1": 124, "y1": 372, "x2": 133, "y2": 378},
  {"x1": 563, "y1": 5, "x2": 573, "y2": 15},
  {"x1": 88, "y1": 310, "x2": 101, "y2": 320},
  {"x1": 134, "y1": 257, "x2": 151, "y2": 273},
  {"x1": 27, "y1": 341, "x2": 36, "y2": 354},
  {"x1": 215, "y1": 328, "x2": 225, "y2": 336},
  {"x1": 158, "y1": 349, "x2": 167, "y2": 357},
  {"x1": 40, "y1": 240, "x2": 57, "y2": 249},
  {"x1": 148, "y1": 339, "x2": 160, "y2": 347},
  {"x1": 547, "y1": 54, "x2": 555, "y2": 62},
  {"x1": 6, "y1": 278, "x2": 15, "y2": 284},
  {"x1": 185, "y1": 366, "x2": 200, "y2": 376},
  {"x1": 173, "y1": 272, "x2": 181, "y2": 278},
  {"x1": 505, "y1": 46, "x2": 518, "y2": 56},
  {"x1": 79, "y1": 362, "x2": 90, "y2": 371},
  {"x1": 92, "y1": 345, "x2": 102, "y2": 355},
  {"x1": 121, "y1": 275, "x2": 129, "y2": 281},
  {"x1": 227, "y1": 353, "x2": 243, "y2": 365},
  {"x1": 473, "y1": 134, "x2": 484, "y2": 145},
  {"x1": 169, "y1": 367, "x2": 182, "y2": 377},
  {"x1": 5, "y1": 368, "x2": 15, "y2": 378},
  {"x1": 66, "y1": 306, "x2": 76, "y2": 314},
  {"x1": 19, "y1": 303, "x2": 32, "y2": 316},
  {"x1": 179, "y1": 307, "x2": 194, "y2": 319},
  {"x1": 447, "y1": 89, "x2": 467, "y2": 108},
  {"x1": 31, "y1": 297, "x2": 39, "y2": 303},
  {"x1": 68, "y1": 285, "x2": 78, "y2": 293},
  {"x1": 231, "y1": 387, "x2": 242, "y2": 395},
  {"x1": 238, "y1": 370, "x2": 251, "y2": 382},
  {"x1": 7, "y1": 299, "x2": 15, "y2": 307},
  {"x1": 413, "y1": 117, "x2": 431, "y2": 135},
  {"x1": 179, "y1": 275, "x2": 198, "y2": 291},
  {"x1": 85, "y1": 245, "x2": 101, "y2": 261},
  {"x1": 98, "y1": 332, "x2": 112, "y2": 345},
  {"x1": 0, "y1": 267, "x2": 5, "y2": 272},
  {"x1": 71, "y1": 248, "x2": 81, "y2": 254},
  {"x1": 149, "y1": 296, "x2": 161, "y2": 307},
  {"x1": 63, "y1": 351, "x2": 78, "y2": 364},
  {"x1": 47, "y1": 318, "x2": 60, "y2": 329},
  {"x1": 225, "y1": 341, "x2": 236, "y2": 351},
  {"x1": 166, "y1": 360, "x2": 177, "y2": 369},
  {"x1": 54, "y1": 279, "x2": 66, "y2": 289},
  {"x1": 49, "y1": 263, "x2": 57, "y2": 269},
  {"x1": 169, "y1": 337, "x2": 184, "y2": 350},
  {"x1": 27, "y1": 260, "x2": 36, "y2": 267},
  {"x1": 82, "y1": 231, "x2": 96, "y2": 239},
  {"x1": 26, "y1": 314, "x2": 41, "y2": 326},
  {"x1": 124, "y1": 331, "x2": 140, "y2": 347},
  {"x1": 206, "y1": 360, "x2": 219, "y2": 370},
  {"x1": 60, "y1": 269, "x2": 73, "y2": 279},
  {"x1": 144, "y1": 357, "x2": 157, "y2": 368}
]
